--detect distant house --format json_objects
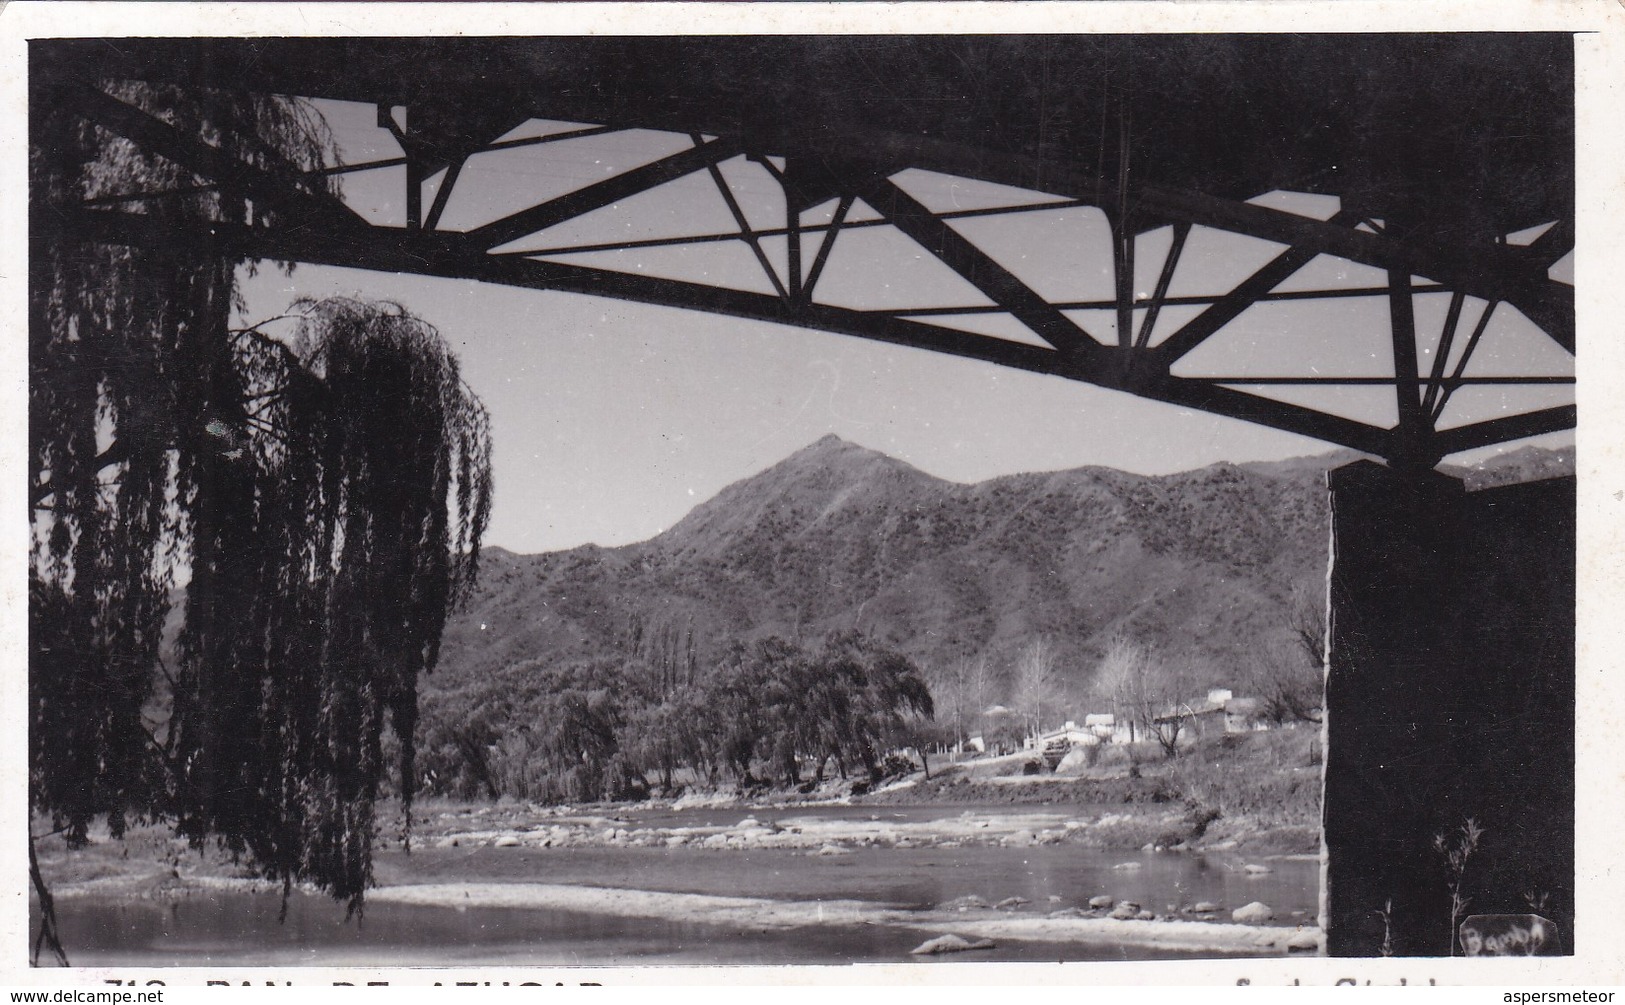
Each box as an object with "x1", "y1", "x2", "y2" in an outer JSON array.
[
  {"x1": 1084, "y1": 713, "x2": 1117, "y2": 742},
  {"x1": 1224, "y1": 696, "x2": 1270, "y2": 733},
  {"x1": 1082, "y1": 712, "x2": 1139, "y2": 745},
  {"x1": 1031, "y1": 720, "x2": 1096, "y2": 749},
  {"x1": 1025, "y1": 715, "x2": 1139, "y2": 748},
  {"x1": 1151, "y1": 688, "x2": 1272, "y2": 745},
  {"x1": 1153, "y1": 703, "x2": 1227, "y2": 743}
]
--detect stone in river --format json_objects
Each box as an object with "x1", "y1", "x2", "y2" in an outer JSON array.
[
  {"x1": 1287, "y1": 929, "x2": 1322, "y2": 951},
  {"x1": 1054, "y1": 748, "x2": 1092, "y2": 774},
  {"x1": 1109, "y1": 902, "x2": 1140, "y2": 920},
  {"x1": 1233, "y1": 901, "x2": 1275, "y2": 923},
  {"x1": 1192, "y1": 901, "x2": 1219, "y2": 913},
  {"x1": 1048, "y1": 907, "x2": 1088, "y2": 919},
  {"x1": 910, "y1": 934, "x2": 997, "y2": 955},
  {"x1": 994, "y1": 896, "x2": 1030, "y2": 910},
  {"x1": 1243, "y1": 863, "x2": 1273, "y2": 875},
  {"x1": 815, "y1": 843, "x2": 852, "y2": 856},
  {"x1": 940, "y1": 894, "x2": 991, "y2": 911},
  {"x1": 1135, "y1": 910, "x2": 1156, "y2": 921},
  {"x1": 1112, "y1": 861, "x2": 1143, "y2": 871},
  {"x1": 664, "y1": 835, "x2": 687, "y2": 848},
  {"x1": 1089, "y1": 895, "x2": 1115, "y2": 909},
  {"x1": 492, "y1": 835, "x2": 521, "y2": 848}
]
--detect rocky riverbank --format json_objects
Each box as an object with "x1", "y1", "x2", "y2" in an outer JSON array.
[
  {"x1": 31, "y1": 730, "x2": 1324, "y2": 962},
  {"x1": 407, "y1": 795, "x2": 1316, "y2": 858},
  {"x1": 33, "y1": 791, "x2": 1322, "y2": 963}
]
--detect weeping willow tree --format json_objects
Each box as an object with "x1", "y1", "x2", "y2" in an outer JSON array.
[{"x1": 29, "y1": 79, "x2": 494, "y2": 939}]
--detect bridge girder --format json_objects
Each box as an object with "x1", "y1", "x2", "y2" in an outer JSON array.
[{"x1": 34, "y1": 36, "x2": 1575, "y2": 468}]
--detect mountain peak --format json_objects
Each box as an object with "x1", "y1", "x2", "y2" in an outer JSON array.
[
  {"x1": 780, "y1": 433, "x2": 912, "y2": 471},
  {"x1": 797, "y1": 432, "x2": 866, "y2": 456}
]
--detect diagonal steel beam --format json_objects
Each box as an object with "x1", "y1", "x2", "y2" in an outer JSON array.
[
  {"x1": 467, "y1": 136, "x2": 742, "y2": 250},
  {"x1": 59, "y1": 205, "x2": 1399, "y2": 459},
  {"x1": 1432, "y1": 300, "x2": 1502, "y2": 424},
  {"x1": 1421, "y1": 290, "x2": 1467, "y2": 418},
  {"x1": 1519, "y1": 217, "x2": 1574, "y2": 268},
  {"x1": 1135, "y1": 222, "x2": 1190, "y2": 352},
  {"x1": 1430, "y1": 406, "x2": 1578, "y2": 457},
  {"x1": 1143, "y1": 376, "x2": 1395, "y2": 458},
  {"x1": 1498, "y1": 275, "x2": 1573, "y2": 352},
  {"x1": 731, "y1": 125, "x2": 1571, "y2": 354},
  {"x1": 861, "y1": 177, "x2": 1105, "y2": 364},
  {"x1": 423, "y1": 160, "x2": 464, "y2": 232},
  {"x1": 800, "y1": 195, "x2": 853, "y2": 304},
  {"x1": 1152, "y1": 215, "x2": 1349, "y2": 366},
  {"x1": 1130, "y1": 183, "x2": 1573, "y2": 356},
  {"x1": 701, "y1": 145, "x2": 788, "y2": 301},
  {"x1": 66, "y1": 81, "x2": 358, "y2": 227}
]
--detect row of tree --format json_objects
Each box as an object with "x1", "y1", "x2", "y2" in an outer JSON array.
[{"x1": 414, "y1": 630, "x2": 935, "y2": 803}]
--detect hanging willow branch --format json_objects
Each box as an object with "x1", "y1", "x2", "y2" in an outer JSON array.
[
  {"x1": 167, "y1": 299, "x2": 493, "y2": 912},
  {"x1": 30, "y1": 79, "x2": 493, "y2": 918}
]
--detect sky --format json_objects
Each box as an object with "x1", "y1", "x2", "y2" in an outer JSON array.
[{"x1": 234, "y1": 100, "x2": 1574, "y2": 555}]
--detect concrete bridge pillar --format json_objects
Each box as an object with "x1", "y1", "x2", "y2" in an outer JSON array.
[{"x1": 1323, "y1": 460, "x2": 1574, "y2": 956}]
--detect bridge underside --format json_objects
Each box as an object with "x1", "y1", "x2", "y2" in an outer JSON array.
[
  {"x1": 36, "y1": 34, "x2": 1574, "y2": 470},
  {"x1": 30, "y1": 34, "x2": 1578, "y2": 958}
]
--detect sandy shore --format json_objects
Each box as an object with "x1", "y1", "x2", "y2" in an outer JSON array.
[
  {"x1": 424, "y1": 806, "x2": 1099, "y2": 852},
  {"x1": 366, "y1": 881, "x2": 1321, "y2": 955},
  {"x1": 415, "y1": 796, "x2": 1311, "y2": 856}
]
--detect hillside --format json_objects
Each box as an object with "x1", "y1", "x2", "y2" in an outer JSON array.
[{"x1": 434, "y1": 439, "x2": 1578, "y2": 706}]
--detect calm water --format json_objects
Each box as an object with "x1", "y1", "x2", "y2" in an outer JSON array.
[
  {"x1": 50, "y1": 894, "x2": 1266, "y2": 966},
  {"x1": 45, "y1": 803, "x2": 1318, "y2": 966}
]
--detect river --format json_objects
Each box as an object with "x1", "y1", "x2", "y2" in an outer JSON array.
[{"x1": 43, "y1": 802, "x2": 1320, "y2": 966}]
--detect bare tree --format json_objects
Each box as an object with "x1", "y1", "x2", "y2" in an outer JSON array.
[
  {"x1": 1246, "y1": 584, "x2": 1325, "y2": 724},
  {"x1": 1093, "y1": 636, "x2": 1195, "y2": 756},
  {"x1": 1011, "y1": 638, "x2": 1061, "y2": 741},
  {"x1": 939, "y1": 652, "x2": 994, "y2": 751},
  {"x1": 1093, "y1": 635, "x2": 1152, "y2": 742}
]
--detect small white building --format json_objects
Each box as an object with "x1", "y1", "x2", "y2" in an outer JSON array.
[
  {"x1": 1033, "y1": 720, "x2": 1096, "y2": 749},
  {"x1": 1082, "y1": 712, "x2": 1139, "y2": 744},
  {"x1": 1151, "y1": 688, "x2": 1274, "y2": 746}
]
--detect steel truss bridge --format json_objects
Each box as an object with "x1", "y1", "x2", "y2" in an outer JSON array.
[{"x1": 34, "y1": 34, "x2": 1575, "y2": 470}]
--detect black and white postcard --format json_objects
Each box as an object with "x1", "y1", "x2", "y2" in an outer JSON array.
[{"x1": 5, "y1": 0, "x2": 1623, "y2": 988}]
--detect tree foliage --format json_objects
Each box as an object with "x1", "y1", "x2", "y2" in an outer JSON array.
[
  {"x1": 30, "y1": 81, "x2": 492, "y2": 914},
  {"x1": 416, "y1": 630, "x2": 934, "y2": 802}
]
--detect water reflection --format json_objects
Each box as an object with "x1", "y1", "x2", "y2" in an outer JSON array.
[
  {"x1": 50, "y1": 892, "x2": 1263, "y2": 966},
  {"x1": 44, "y1": 802, "x2": 1318, "y2": 966}
]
